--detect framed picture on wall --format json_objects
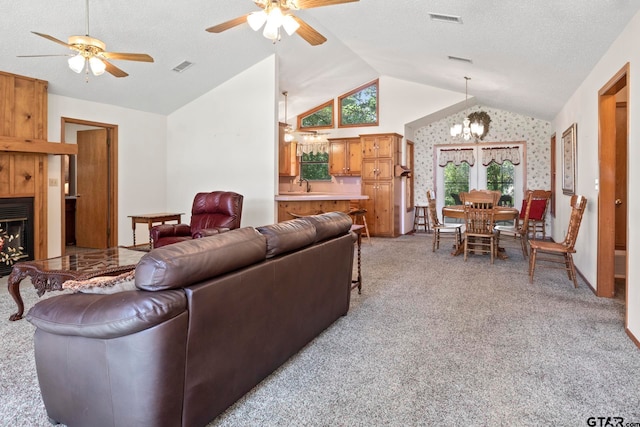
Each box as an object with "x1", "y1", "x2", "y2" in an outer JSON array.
[{"x1": 562, "y1": 123, "x2": 577, "y2": 195}]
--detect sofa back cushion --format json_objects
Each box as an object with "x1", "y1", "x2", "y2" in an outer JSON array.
[
  {"x1": 257, "y1": 218, "x2": 316, "y2": 258},
  {"x1": 304, "y1": 211, "x2": 353, "y2": 243},
  {"x1": 136, "y1": 227, "x2": 266, "y2": 291}
]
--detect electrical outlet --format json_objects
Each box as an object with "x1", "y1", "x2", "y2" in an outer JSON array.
[{"x1": 49, "y1": 178, "x2": 59, "y2": 187}]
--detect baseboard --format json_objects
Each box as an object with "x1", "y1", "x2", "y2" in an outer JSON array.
[
  {"x1": 575, "y1": 266, "x2": 596, "y2": 295},
  {"x1": 625, "y1": 328, "x2": 640, "y2": 349}
]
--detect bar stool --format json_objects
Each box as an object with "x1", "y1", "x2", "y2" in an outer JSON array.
[
  {"x1": 414, "y1": 205, "x2": 430, "y2": 233},
  {"x1": 348, "y1": 201, "x2": 371, "y2": 243}
]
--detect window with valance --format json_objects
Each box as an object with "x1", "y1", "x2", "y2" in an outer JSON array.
[
  {"x1": 438, "y1": 148, "x2": 476, "y2": 167},
  {"x1": 481, "y1": 146, "x2": 521, "y2": 166}
]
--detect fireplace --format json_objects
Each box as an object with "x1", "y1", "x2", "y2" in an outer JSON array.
[{"x1": 0, "y1": 198, "x2": 35, "y2": 277}]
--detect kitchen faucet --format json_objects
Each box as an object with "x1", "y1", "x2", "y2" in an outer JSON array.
[{"x1": 298, "y1": 178, "x2": 311, "y2": 193}]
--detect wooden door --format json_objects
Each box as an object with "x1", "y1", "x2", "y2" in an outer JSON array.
[
  {"x1": 329, "y1": 140, "x2": 347, "y2": 175},
  {"x1": 375, "y1": 135, "x2": 394, "y2": 158},
  {"x1": 615, "y1": 102, "x2": 627, "y2": 250},
  {"x1": 361, "y1": 181, "x2": 377, "y2": 234},
  {"x1": 348, "y1": 139, "x2": 362, "y2": 175},
  {"x1": 374, "y1": 181, "x2": 393, "y2": 236},
  {"x1": 361, "y1": 136, "x2": 377, "y2": 158},
  {"x1": 76, "y1": 129, "x2": 109, "y2": 249}
]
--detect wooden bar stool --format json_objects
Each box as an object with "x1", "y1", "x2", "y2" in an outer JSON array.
[
  {"x1": 414, "y1": 205, "x2": 429, "y2": 233},
  {"x1": 348, "y1": 201, "x2": 371, "y2": 243}
]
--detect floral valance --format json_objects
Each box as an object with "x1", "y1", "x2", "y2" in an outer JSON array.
[
  {"x1": 481, "y1": 146, "x2": 521, "y2": 166},
  {"x1": 296, "y1": 140, "x2": 329, "y2": 156},
  {"x1": 438, "y1": 148, "x2": 475, "y2": 167}
]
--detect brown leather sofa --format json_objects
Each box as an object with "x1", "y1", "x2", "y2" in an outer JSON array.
[
  {"x1": 150, "y1": 191, "x2": 243, "y2": 248},
  {"x1": 27, "y1": 212, "x2": 355, "y2": 427}
]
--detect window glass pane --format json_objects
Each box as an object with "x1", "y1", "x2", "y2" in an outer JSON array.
[
  {"x1": 301, "y1": 152, "x2": 331, "y2": 181},
  {"x1": 486, "y1": 161, "x2": 515, "y2": 206},
  {"x1": 443, "y1": 163, "x2": 469, "y2": 205},
  {"x1": 301, "y1": 105, "x2": 333, "y2": 128},
  {"x1": 339, "y1": 81, "x2": 378, "y2": 126}
]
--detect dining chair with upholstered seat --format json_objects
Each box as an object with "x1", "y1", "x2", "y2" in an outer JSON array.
[
  {"x1": 460, "y1": 190, "x2": 500, "y2": 263},
  {"x1": 426, "y1": 190, "x2": 463, "y2": 252},
  {"x1": 495, "y1": 190, "x2": 533, "y2": 258},
  {"x1": 524, "y1": 189, "x2": 552, "y2": 240},
  {"x1": 528, "y1": 194, "x2": 587, "y2": 288}
]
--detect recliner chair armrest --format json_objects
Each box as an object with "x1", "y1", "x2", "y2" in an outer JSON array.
[
  {"x1": 192, "y1": 227, "x2": 230, "y2": 239},
  {"x1": 150, "y1": 224, "x2": 191, "y2": 242}
]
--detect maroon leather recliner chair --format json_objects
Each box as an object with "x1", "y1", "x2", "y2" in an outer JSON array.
[{"x1": 150, "y1": 191, "x2": 243, "y2": 248}]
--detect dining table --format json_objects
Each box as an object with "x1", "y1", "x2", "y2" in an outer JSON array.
[{"x1": 442, "y1": 205, "x2": 520, "y2": 257}]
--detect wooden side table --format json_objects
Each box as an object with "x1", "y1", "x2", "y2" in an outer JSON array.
[
  {"x1": 128, "y1": 213, "x2": 183, "y2": 250},
  {"x1": 7, "y1": 247, "x2": 146, "y2": 321}
]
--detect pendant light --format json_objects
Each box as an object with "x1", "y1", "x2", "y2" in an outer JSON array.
[{"x1": 450, "y1": 77, "x2": 484, "y2": 141}]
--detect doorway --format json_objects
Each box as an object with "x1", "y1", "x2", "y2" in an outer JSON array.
[
  {"x1": 60, "y1": 118, "x2": 119, "y2": 254},
  {"x1": 597, "y1": 64, "x2": 629, "y2": 303}
]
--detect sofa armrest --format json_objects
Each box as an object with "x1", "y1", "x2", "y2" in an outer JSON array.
[
  {"x1": 192, "y1": 227, "x2": 230, "y2": 239},
  {"x1": 26, "y1": 290, "x2": 187, "y2": 339},
  {"x1": 150, "y1": 224, "x2": 191, "y2": 242}
]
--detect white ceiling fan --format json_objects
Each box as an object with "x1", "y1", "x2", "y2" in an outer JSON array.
[
  {"x1": 18, "y1": 0, "x2": 154, "y2": 78},
  {"x1": 206, "y1": 0, "x2": 360, "y2": 45}
]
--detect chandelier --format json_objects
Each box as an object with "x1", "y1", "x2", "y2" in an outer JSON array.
[
  {"x1": 450, "y1": 77, "x2": 484, "y2": 141},
  {"x1": 248, "y1": 2, "x2": 300, "y2": 42}
]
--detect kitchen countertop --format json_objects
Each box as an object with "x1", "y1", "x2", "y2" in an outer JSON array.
[{"x1": 275, "y1": 193, "x2": 369, "y2": 201}]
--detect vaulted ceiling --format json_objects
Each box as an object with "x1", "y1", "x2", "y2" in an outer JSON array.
[{"x1": 2, "y1": 0, "x2": 639, "y2": 121}]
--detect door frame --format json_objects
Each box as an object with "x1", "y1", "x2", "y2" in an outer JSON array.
[
  {"x1": 60, "y1": 117, "x2": 119, "y2": 253},
  {"x1": 597, "y1": 63, "x2": 629, "y2": 299}
]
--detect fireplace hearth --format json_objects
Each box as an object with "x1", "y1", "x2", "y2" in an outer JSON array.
[{"x1": 0, "y1": 198, "x2": 34, "y2": 277}]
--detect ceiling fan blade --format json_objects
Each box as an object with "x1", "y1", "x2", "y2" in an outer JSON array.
[
  {"x1": 101, "y1": 52, "x2": 154, "y2": 62},
  {"x1": 31, "y1": 31, "x2": 74, "y2": 49},
  {"x1": 294, "y1": 0, "x2": 359, "y2": 9},
  {"x1": 102, "y1": 59, "x2": 129, "y2": 78},
  {"x1": 17, "y1": 54, "x2": 73, "y2": 58},
  {"x1": 293, "y1": 16, "x2": 327, "y2": 45},
  {"x1": 206, "y1": 14, "x2": 251, "y2": 33}
]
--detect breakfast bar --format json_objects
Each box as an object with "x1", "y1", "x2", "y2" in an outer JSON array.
[{"x1": 275, "y1": 193, "x2": 369, "y2": 222}]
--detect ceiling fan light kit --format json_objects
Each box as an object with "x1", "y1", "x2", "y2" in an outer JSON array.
[{"x1": 206, "y1": 0, "x2": 359, "y2": 46}]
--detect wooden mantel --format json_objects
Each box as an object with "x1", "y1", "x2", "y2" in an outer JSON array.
[{"x1": 0, "y1": 137, "x2": 77, "y2": 155}]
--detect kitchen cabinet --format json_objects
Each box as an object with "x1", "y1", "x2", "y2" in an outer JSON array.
[
  {"x1": 329, "y1": 137, "x2": 361, "y2": 176},
  {"x1": 360, "y1": 133, "x2": 402, "y2": 237},
  {"x1": 362, "y1": 133, "x2": 396, "y2": 159},
  {"x1": 279, "y1": 122, "x2": 298, "y2": 177}
]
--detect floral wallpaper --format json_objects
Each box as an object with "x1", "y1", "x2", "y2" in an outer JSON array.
[{"x1": 412, "y1": 105, "x2": 552, "y2": 206}]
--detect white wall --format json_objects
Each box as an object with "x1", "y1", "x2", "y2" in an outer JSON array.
[
  {"x1": 166, "y1": 55, "x2": 278, "y2": 228},
  {"x1": 47, "y1": 95, "x2": 168, "y2": 255},
  {"x1": 552, "y1": 10, "x2": 640, "y2": 341}
]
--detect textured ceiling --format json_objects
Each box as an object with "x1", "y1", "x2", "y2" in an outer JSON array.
[{"x1": 2, "y1": 0, "x2": 639, "y2": 121}]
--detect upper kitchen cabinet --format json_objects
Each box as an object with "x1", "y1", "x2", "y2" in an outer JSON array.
[
  {"x1": 279, "y1": 122, "x2": 298, "y2": 177},
  {"x1": 328, "y1": 137, "x2": 361, "y2": 176},
  {"x1": 362, "y1": 133, "x2": 401, "y2": 159}
]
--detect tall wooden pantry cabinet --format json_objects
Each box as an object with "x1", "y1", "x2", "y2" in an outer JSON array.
[{"x1": 360, "y1": 133, "x2": 402, "y2": 237}]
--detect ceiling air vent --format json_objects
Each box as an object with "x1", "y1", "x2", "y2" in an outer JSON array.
[
  {"x1": 429, "y1": 13, "x2": 463, "y2": 24},
  {"x1": 448, "y1": 55, "x2": 473, "y2": 64},
  {"x1": 172, "y1": 61, "x2": 194, "y2": 73}
]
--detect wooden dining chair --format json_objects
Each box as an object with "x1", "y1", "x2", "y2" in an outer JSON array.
[
  {"x1": 525, "y1": 189, "x2": 552, "y2": 240},
  {"x1": 495, "y1": 190, "x2": 533, "y2": 258},
  {"x1": 426, "y1": 190, "x2": 463, "y2": 252},
  {"x1": 460, "y1": 191, "x2": 500, "y2": 263},
  {"x1": 528, "y1": 194, "x2": 587, "y2": 288}
]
